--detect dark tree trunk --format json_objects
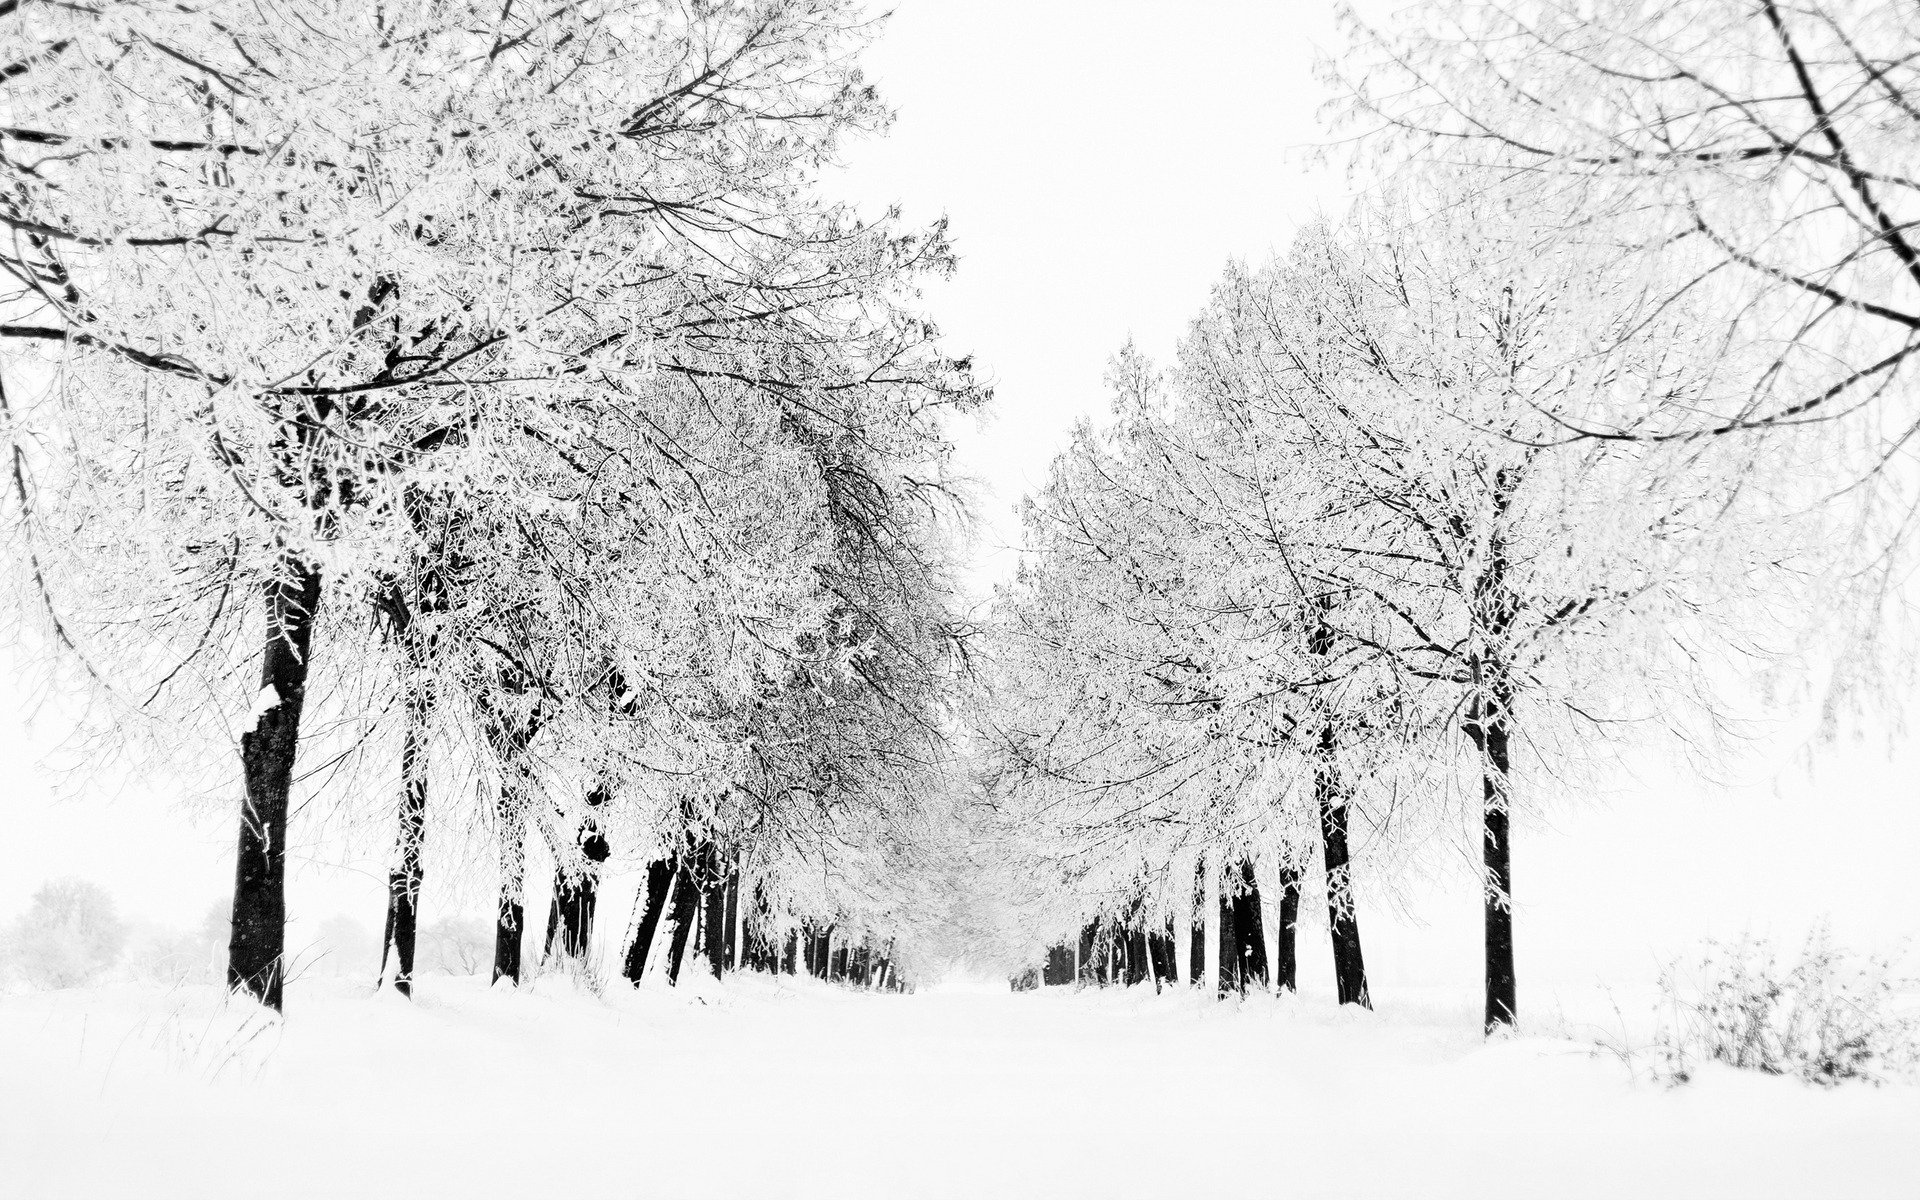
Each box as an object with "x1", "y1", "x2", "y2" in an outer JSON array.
[
  {"x1": 482, "y1": 695, "x2": 541, "y2": 988},
  {"x1": 783, "y1": 929, "x2": 799, "y2": 974},
  {"x1": 1043, "y1": 943, "x2": 1074, "y2": 986},
  {"x1": 701, "y1": 864, "x2": 728, "y2": 981},
  {"x1": 1231, "y1": 858, "x2": 1268, "y2": 991},
  {"x1": 1146, "y1": 922, "x2": 1176, "y2": 988},
  {"x1": 1077, "y1": 922, "x2": 1098, "y2": 984},
  {"x1": 622, "y1": 859, "x2": 676, "y2": 983},
  {"x1": 377, "y1": 676, "x2": 433, "y2": 997},
  {"x1": 1125, "y1": 927, "x2": 1150, "y2": 987},
  {"x1": 1273, "y1": 860, "x2": 1302, "y2": 992},
  {"x1": 1217, "y1": 884, "x2": 1239, "y2": 996},
  {"x1": 228, "y1": 563, "x2": 322, "y2": 1012},
  {"x1": 664, "y1": 853, "x2": 702, "y2": 985},
  {"x1": 722, "y1": 868, "x2": 739, "y2": 972},
  {"x1": 809, "y1": 926, "x2": 833, "y2": 978},
  {"x1": 830, "y1": 943, "x2": 849, "y2": 982},
  {"x1": 491, "y1": 796, "x2": 527, "y2": 986},
  {"x1": 547, "y1": 786, "x2": 612, "y2": 962},
  {"x1": 1472, "y1": 468, "x2": 1522, "y2": 1033},
  {"x1": 1474, "y1": 685, "x2": 1518, "y2": 1032},
  {"x1": 1318, "y1": 726, "x2": 1371, "y2": 1008}
]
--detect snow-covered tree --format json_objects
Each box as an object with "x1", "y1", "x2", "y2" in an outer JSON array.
[{"x1": 1, "y1": 0, "x2": 984, "y2": 1011}]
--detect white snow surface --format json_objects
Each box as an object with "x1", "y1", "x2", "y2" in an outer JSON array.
[{"x1": 4, "y1": 972, "x2": 1915, "y2": 1199}]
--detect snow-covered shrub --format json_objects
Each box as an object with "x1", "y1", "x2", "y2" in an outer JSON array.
[
  {"x1": 1, "y1": 879, "x2": 129, "y2": 990},
  {"x1": 1653, "y1": 928, "x2": 1918, "y2": 1087}
]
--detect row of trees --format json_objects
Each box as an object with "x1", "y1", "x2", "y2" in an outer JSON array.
[
  {"x1": 2, "y1": 0, "x2": 967, "y2": 1010},
  {"x1": 979, "y1": 0, "x2": 1917, "y2": 1031}
]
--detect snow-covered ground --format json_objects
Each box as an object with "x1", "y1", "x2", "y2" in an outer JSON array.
[{"x1": 6, "y1": 972, "x2": 1915, "y2": 1199}]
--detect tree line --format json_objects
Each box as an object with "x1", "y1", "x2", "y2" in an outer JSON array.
[
  {"x1": 977, "y1": 0, "x2": 1915, "y2": 1033},
  {"x1": 1, "y1": 0, "x2": 968, "y2": 1010}
]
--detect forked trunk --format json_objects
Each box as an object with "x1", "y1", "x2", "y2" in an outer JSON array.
[
  {"x1": 547, "y1": 787, "x2": 612, "y2": 962},
  {"x1": 229, "y1": 562, "x2": 322, "y2": 1012},
  {"x1": 622, "y1": 859, "x2": 676, "y2": 983}
]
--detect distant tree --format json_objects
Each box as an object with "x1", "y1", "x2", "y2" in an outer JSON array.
[
  {"x1": 2, "y1": 879, "x2": 127, "y2": 990},
  {"x1": 418, "y1": 918, "x2": 491, "y2": 978}
]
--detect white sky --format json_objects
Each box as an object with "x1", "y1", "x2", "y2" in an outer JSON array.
[{"x1": 3, "y1": 0, "x2": 1917, "y2": 996}]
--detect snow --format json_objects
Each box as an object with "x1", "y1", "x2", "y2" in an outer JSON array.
[
  {"x1": 5, "y1": 974, "x2": 1915, "y2": 1198},
  {"x1": 248, "y1": 686, "x2": 280, "y2": 727}
]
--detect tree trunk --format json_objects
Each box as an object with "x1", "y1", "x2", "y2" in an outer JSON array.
[
  {"x1": 723, "y1": 868, "x2": 740, "y2": 971},
  {"x1": 228, "y1": 563, "x2": 322, "y2": 1012},
  {"x1": 1231, "y1": 858, "x2": 1268, "y2": 991},
  {"x1": 1273, "y1": 860, "x2": 1302, "y2": 993},
  {"x1": 1478, "y1": 687, "x2": 1518, "y2": 1032},
  {"x1": 1218, "y1": 878, "x2": 1240, "y2": 994},
  {"x1": 377, "y1": 675, "x2": 433, "y2": 997},
  {"x1": 492, "y1": 808, "x2": 526, "y2": 986},
  {"x1": 1077, "y1": 922, "x2": 1097, "y2": 984},
  {"x1": 663, "y1": 853, "x2": 702, "y2": 985},
  {"x1": 547, "y1": 786, "x2": 612, "y2": 963},
  {"x1": 701, "y1": 865, "x2": 728, "y2": 981},
  {"x1": 622, "y1": 859, "x2": 676, "y2": 983},
  {"x1": 1318, "y1": 726, "x2": 1371, "y2": 1008},
  {"x1": 1125, "y1": 926, "x2": 1150, "y2": 987},
  {"x1": 1043, "y1": 942, "x2": 1073, "y2": 986},
  {"x1": 1146, "y1": 922, "x2": 1175, "y2": 989}
]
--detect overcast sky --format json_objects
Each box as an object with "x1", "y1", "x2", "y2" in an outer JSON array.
[{"x1": 4, "y1": 0, "x2": 1916, "y2": 995}]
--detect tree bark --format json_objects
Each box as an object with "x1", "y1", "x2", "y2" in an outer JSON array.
[
  {"x1": 723, "y1": 867, "x2": 740, "y2": 971},
  {"x1": 547, "y1": 786, "x2": 612, "y2": 962},
  {"x1": 1273, "y1": 859, "x2": 1302, "y2": 993},
  {"x1": 1475, "y1": 686, "x2": 1518, "y2": 1032},
  {"x1": 809, "y1": 925, "x2": 833, "y2": 978},
  {"x1": 1230, "y1": 858, "x2": 1268, "y2": 991},
  {"x1": 622, "y1": 859, "x2": 676, "y2": 983},
  {"x1": 377, "y1": 674, "x2": 433, "y2": 997},
  {"x1": 663, "y1": 849, "x2": 702, "y2": 985},
  {"x1": 491, "y1": 808, "x2": 526, "y2": 986},
  {"x1": 1125, "y1": 926, "x2": 1150, "y2": 987},
  {"x1": 1317, "y1": 727, "x2": 1371, "y2": 1008},
  {"x1": 701, "y1": 860, "x2": 728, "y2": 981},
  {"x1": 228, "y1": 561, "x2": 322, "y2": 1012}
]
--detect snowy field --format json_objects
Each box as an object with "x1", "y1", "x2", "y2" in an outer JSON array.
[{"x1": 6, "y1": 974, "x2": 1916, "y2": 1200}]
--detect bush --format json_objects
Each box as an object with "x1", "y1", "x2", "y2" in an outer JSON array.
[
  {"x1": 1654, "y1": 927, "x2": 1918, "y2": 1087},
  {"x1": 1, "y1": 879, "x2": 129, "y2": 990}
]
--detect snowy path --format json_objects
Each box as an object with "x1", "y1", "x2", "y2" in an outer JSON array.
[{"x1": 5, "y1": 974, "x2": 1916, "y2": 1199}]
